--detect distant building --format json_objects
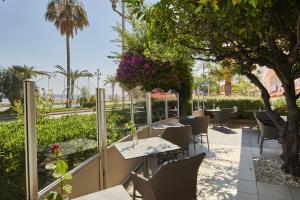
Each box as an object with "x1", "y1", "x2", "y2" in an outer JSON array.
[{"x1": 260, "y1": 67, "x2": 300, "y2": 97}]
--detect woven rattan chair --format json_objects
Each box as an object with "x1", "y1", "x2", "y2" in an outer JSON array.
[
  {"x1": 131, "y1": 153, "x2": 206, "y2": 200},
  {"x1": 254, "y1": 111, "x2": 280, "y2": 154},
  {"x1": 161, "y1": 126, "x2": 191, "y2": 156},
  {"x1": 191, "y1": 116, "x2": 210, "y2": 151},
  {"x1": 213, "y1": 108, "x2": 234, "y2": 128}
]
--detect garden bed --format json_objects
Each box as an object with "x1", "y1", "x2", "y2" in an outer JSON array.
[{"x1": 253, "y1": 157, "x2": 300, "y2": 187}]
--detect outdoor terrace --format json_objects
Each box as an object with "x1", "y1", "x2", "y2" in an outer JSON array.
[{"x1": 124, "y1": 125, "x2": 300, "y2": 200}]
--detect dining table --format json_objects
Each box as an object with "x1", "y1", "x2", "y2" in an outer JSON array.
[
  {"x1": 73, "y1": 185, "x2": 131, "y2": 200},
  {"x1": 114, "y1": 137, "x2": 180, "y2": 178}
]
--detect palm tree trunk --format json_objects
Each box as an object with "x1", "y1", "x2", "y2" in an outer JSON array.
[
  {"x1": 66, "y1": 35, "x2": 71, "y2": 107},
  {"x1": 224, "y1": 80, "x2": 232, "y2": 96},
  {"x1": 71, "y1": 79, "x2": 75, "y2": 104},
  {"x1": 112, "y1": 84, "x2": 115, "y2": 101}
]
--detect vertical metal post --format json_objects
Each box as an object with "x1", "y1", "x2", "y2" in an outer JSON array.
[
  {"x1": 164, "y1": 93, "x2": 168, "y2": 119},
  {"x1": 24, "y1": 80, "x2": 38, "y2": 200},
  {"x1": 130, "y1": 90, "x2": 134, "y2": 122},
  {"x1": 97, "y1": 88, "x2": 107, "y2": 189},
  {"x1": 197, "y1": 91, "x2": 200, "y2": 110},
  {"x1": 191, "y1": 93, "x2": 194, "y2": 114},
  {"x1": 177, "y1": 93, "x2": 180, "y2": 118},
  {"x1": 146, "y1": 92, "x2": 152, "y2": 125}
]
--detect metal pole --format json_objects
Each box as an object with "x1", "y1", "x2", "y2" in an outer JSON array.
[
  {"x1": 146, "y1": 92, "x2": 152, "y2": 125},
  {"x1": 96, "y1": 69, "x2": 101, "y2": 89},
  {"x1": 191, "y1": 92, "x2": 194, "y2": 114},
  {"x1": 130, "y1": 90, "x2": 134, "y2": 122},
  {"x1": 165, "y1": 93, "x2": 168, "y2": 119},
  {"x1": 177, "y1": 93, "x2": 180, "y2": 118},
  {"x1": 24, "y1": 80, "x2": 38, "y2": 200},
  {"x1": 121, "y1": 0, "x2": 125, "y2": 54},
  {"x1": 197, "y1": 90, "x2": 200, "y2": 110},
  {"x1": 97, "y1": 88, "x2": 107, "y2": 189}
]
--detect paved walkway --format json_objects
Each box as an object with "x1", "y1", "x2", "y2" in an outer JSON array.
[
  {"x1": 193, "y1": 126, "x2": 300, "y2": 200},
  {"x1": 127, "y1": 126, "x2": 300, "y2": 200}
]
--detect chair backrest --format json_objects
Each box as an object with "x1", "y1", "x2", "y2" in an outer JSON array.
[
  {"x1": 161, "y1": 126, "x2": 191, "y2": 151},
  {"x1": 191, "y1": 116, "x2": 210, "y2": 135},
  {"x1": 216, "y1": 108, "x2": 234, "y2": 122},
  {"x1": 150, "y1": 153, "x2": 206, "y2": 200},
  {"x1": 192, "y1": 109, "x2": 204, "y2": 117},
  {"x1": 255, "y1": 111, "x2": 276, "y2": 127}
]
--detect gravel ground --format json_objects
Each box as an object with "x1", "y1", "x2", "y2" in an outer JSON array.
[{"x1": 253, "y1": 157, "x2": 300, "y2": 187}]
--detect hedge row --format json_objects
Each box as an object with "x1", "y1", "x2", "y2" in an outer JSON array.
[{"x1": 192, "y1": 96, "x2": 264, "y2": 119}]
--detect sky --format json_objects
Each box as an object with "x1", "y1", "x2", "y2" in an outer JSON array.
[{"x1": 0, "y1": 0, "x2": 202, "y2": 96}]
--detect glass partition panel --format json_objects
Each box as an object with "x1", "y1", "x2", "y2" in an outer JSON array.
[
  {"x1": 105, "y1": 84, "x2": 130, "y2": 145},
  {"x1": 0, "y1": 67, "x2": 26, "y2": 199},
  {"x1": 132, "y1": 87, "x2": 147, "y2": 129},
  {"x1": 35, "y1": 71, "x2": 98, "y2": 191},
  {"x1": 151, "y1": 88, "x2": 166, "y2": 122}
]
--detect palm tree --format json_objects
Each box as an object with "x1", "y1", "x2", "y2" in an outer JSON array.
[
  {"x1": 119, "y1": 82, "x2": 129, "y2": 108},
  {"x1": 104, "y1": 75, "x2": 117, "y2": 100},
  {"x1": 0, "y1": 65, "x2": 49, "y2": 106},
  {"x1": 54, "y1": 65, "x2": 93, "y2": 103},
  {"x1": 45, "y1": 0, "x2": 89, "y2": 107},
  {"x1": 208, "y1": 60, "x2": 237, "y2": 96}
]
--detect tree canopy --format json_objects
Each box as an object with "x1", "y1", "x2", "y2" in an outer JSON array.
[{"x1": 127, "y1": 0, "x2": 300, "y2": 175}]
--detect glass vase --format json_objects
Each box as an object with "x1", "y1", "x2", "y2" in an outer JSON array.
[{"x1": 132, "y1": 133, "x2": 138, "y2": 146}]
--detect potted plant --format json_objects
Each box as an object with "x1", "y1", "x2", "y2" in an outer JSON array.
[
  {"x1": 45, "y1": 144, "x2": 73, "y2": 200},
  {"x1": 124, "y1": 121, "x2": 138, "y2": 146}
]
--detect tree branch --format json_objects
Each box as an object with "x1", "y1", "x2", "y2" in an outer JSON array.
[
  {"x1": 191, "y1": 56, "x2": 217, "y2": 62},
  {"x1": 242, "y1": 69, "x2": 286, "y2": 135},
  {"x1": 289, "y1": 16, "x2": 300, "y2": 63}
]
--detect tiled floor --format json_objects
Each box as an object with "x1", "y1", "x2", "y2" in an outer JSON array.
[{"x1": 127, "y1": 125, "x2": 300, "y2": 200}]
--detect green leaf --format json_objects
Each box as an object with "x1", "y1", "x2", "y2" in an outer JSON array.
[
  {"x1": 45, "y1": 163, "x2": 55, "y2": 170},
  {"x1": 55, "y1": 193, "x2": 64, "y2": 200},
  {"x1": 248, "y1": 0, "x2": 258, "y2": 8},
  {"x1": 232, "y1": 0, "x2": 240, "y2": 6},
  {"x1": 45, "y1": 191, "x2": 56, "y2": 200},
  {"x1": 63, "y1": 184, "x2": 73, "y2": 195},
  {"x1": 64, "y1": 174, "x2": 73, "y2": 180},
  {"x1": 199, "y1": 0, "x2": 209, "y2": 5},
  {"x1": 53, "y1": 160, "x2": 68, "y2": 178},
  {"x1": 211, "y1": 0, "x2": 219, "y2": 12}
]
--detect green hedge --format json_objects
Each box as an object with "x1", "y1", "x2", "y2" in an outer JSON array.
[
  {"x1": 192, "y1": 96, "x2": 264, "y2": 119},
  {"x1": 0, "y1": 113, "x2": 127, "y2": 200}
]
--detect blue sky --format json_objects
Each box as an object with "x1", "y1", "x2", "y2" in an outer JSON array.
[
  {"x1": 0, "y1": 0, "x2": 200, "y2": 96},
  {"x1": 0, "y1": 0, "x2": 128, "y2": 95}
]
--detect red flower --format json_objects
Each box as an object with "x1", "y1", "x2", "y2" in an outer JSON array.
[{"x1": 51, "y1": 144, "x2": 60, "y2": 154}]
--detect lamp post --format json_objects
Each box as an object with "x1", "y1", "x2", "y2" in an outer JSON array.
[{"x1": 95, "y1": 69, "x2": 101, "y2": 88}]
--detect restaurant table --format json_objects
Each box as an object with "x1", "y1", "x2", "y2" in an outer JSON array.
[
  {"x1": 115, "y1": 137, "x2": 180, "y2": 177},
  {"x1": 151, "y1": 121, "x2": 184, "y2": 130},
  {"x1": 73, "y1": 185, "x2": 131, "y2": 200},
  {"x1": 205, "y1": 109, "x2": 220, "y2": 113},
  {"x1": 177, "y1": 115, "x2": 195, "y2": 125}
]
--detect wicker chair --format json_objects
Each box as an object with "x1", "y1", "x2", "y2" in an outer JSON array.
[
  {"x1": 158, "y1": 126, "x2": 191, "y2": 163},
  {"x1": 254, "y1": 111, "x2": 280, "y2": 154},
  {"x1": 191, "y1": 116, "x2": 210, "y2": 151},
  {"x1": 213, "y1": 108, "x2": 234, "y2": 128},
  {"x1": 131, "y1": 153, "x2": 206, "y2": 200}
]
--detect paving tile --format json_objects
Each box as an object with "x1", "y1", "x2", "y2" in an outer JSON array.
[
  {"x1": 257, "y1": 182, "x2": 293, "y2": 200},
  {"x1": 237, "y1": 169, "x2": 256, "y2": 181},
  {"x1": 234, "y1": 192, "x2": 258, "y2": 200},
  {"x1": 288, "y1": 186, "x2": 300, "y2": 200},
  {"x1": 235, "y1": 179, "x2": 257, "y2": 195}
]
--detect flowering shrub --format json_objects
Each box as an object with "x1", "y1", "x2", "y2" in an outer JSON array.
[{"x1": 116, "y1": 51, "x2": 182, "y2": 91}]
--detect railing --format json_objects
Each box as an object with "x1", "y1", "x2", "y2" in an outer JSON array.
[{"x1": 0, "y1": 71, "x2": 182, "y2": 199}]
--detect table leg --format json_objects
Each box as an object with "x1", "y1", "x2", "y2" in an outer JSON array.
[{"x1": 143, "y1": 156, "x2": 149, "y2": 178}]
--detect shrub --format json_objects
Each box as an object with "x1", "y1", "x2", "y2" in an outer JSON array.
[{"x1": 192, "y1": 96, "x2": 264, "y2": 119}]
